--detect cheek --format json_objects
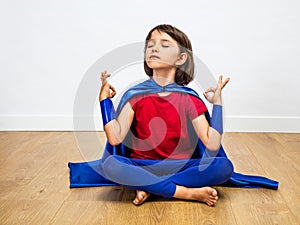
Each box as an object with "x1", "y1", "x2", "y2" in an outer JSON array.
[
  {"x1": 163, "y1": 47, "x2": 179, "y2": 59},
  {"x1": 163, "y1": 52, "x2": 179, "y2": 64},
  {"x1": 144, "y1": 49, "x2": 149, "y2": 58}
]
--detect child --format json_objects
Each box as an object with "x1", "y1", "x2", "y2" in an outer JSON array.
[
  {"x1": 99, "y1": 24, "x2": 232, "y2": 206},
  {"x1": 69, "y1": 24, "x2": 278, "y2": 206}
]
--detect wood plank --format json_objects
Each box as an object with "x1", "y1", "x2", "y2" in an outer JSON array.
[
  {"x1": 222, "y1": 132, "x2": 254, "y2": 157},
  {"x1": 0, "y1": 132, "x2": 299, "y2": 224},
  {"x1": 0, "y1": 199, "x2": 65, "y2": 225},
  {"x1": 241, "y1": 133, "x2": 300, "y2": 221},
  {"x1": 51, "y1": 198, "x2": 237, "y2": 225},
  {"x1": 231, "y1": 203, "x2": 299, "y2": 225}
]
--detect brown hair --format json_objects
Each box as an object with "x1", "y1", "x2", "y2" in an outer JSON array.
[{"x1": 144, "y1": 24, "x2": 194, "y2": 86}]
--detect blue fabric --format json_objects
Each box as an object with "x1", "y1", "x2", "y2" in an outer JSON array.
[
  {"x1": 68, "y1": 78, "x2": 279, "y2": 190},
  {"x1": 100, "y1": 98, "x2": 116, "y2": 126},
  {"x1": 211, "y1": 105, "x2": 223, "y2": 134},
  {"x1": 101, "y1": 155, "x2": 234, "y2": 198}
]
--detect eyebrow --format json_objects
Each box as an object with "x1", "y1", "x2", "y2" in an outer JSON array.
[{"x1": 148, "y1": 39, "x2": 173, "y2": 43}]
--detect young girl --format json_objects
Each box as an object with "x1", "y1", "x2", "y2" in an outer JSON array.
[{"x1": 99, "y1": 24, "x2": 232, "y2": 206}]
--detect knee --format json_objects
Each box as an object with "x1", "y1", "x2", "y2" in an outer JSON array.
[
  {"x1": 103, "y1": 155, "x2": 115, "y2": 169},
  {"x1": 102, "y1": 155, "x2": 122, "y2": 178},
  {"x1": 220, "y1": 158, "x2": 234, "y2": 180}
]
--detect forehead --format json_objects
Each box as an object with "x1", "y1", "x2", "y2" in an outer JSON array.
[{"x1": 149, "y1": 29, "x2": 177, "y2": 43}]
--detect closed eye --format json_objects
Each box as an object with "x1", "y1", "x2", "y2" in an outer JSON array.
[
  {"x1": 162, "y1": 41, "x2": 172, "y2": 48},
  {"x1": 147, "y1": 41, "x2": 155, "y2": 48}
]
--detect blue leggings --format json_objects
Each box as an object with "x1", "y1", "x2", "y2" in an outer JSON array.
[{"x1": 102, "y1": 155, "x2": 234, "y2": 198}]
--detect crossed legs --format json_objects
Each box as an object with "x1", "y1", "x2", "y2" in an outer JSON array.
[{"x1": 102, "y1": 156, "x2": 233, "y2": 206}]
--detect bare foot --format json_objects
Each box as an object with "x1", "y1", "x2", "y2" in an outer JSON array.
[
  {"x1": 190, "y1": 187, "x2": 218, "y2": 206},
  {"x1": 132, "y1": 190, "x2": 151, "y2": 206},
  {"x1": 174, "y1": 186, "x2": 218, "y2": 206}
]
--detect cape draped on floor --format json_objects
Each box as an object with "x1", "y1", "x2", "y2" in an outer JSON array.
[{"x1": 69, "y1": 79, "x2": 279, "y2": 190}]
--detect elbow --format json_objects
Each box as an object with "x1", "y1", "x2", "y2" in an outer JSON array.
[
  {"x1": 203, "y1": 138, "x2": 221, "y2": 151},
  {"x1": 106, "y1": 133, "x2": 124, "y2": 146},
  {"x1": 203, "y1": 128, "x2": 222, "y2": 151},
  {"x1": 207, "y1": 143, "x2": 221, "y2": 151},
  {"x1": 104, "y1": 126, "x2": 123, "y2": 146},
  {"x1": 107, "y1": 138, "x2": 121, "y2": 146}
]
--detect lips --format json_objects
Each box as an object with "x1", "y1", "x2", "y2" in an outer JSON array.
[{"x1": 149, "y1": 55, "x2": 160, "y2": 60}]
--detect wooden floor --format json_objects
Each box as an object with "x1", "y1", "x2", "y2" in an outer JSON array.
[{"x1": 0, "y1": 132, "x2": 299, "y2": 225}]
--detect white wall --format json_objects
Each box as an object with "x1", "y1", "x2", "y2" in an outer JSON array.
[{"x1": 0, "y1": 0, "x2": 299, "y2": 132}]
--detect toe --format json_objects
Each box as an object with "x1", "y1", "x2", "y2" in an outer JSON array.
[
  {"x1": 133, "y1": 191, "x2": 150, "y2": 206},
  {"x1": 133, "y1": 197, "x2": 139, "y2": 205},
  {"x1": 206, "y1": 200, "x2": 214, "y2": 206},
  {"x1": 209, "y1": 195, "x2": 218, "y2": 201},
  {"x1": 211, "y1": 188, "x2": 218, "y2": 197},
  {"x1": 133, "y1": 194, "x2": 142, "y2": 205}
]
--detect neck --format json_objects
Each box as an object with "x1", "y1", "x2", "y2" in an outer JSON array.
[{"x1": 152, "y1": 68, "x2": 176, "y2": 86}]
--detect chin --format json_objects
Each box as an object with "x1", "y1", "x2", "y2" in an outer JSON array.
[{"x1": 146, "y1": 61, "x2": 172, "y2": 70}]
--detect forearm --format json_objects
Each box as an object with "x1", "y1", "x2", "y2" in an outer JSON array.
[
  {"x1": 202, "y1": 75, "x2": 229, "y2": 151},
  {"x1": 207, "y1": 104, "x2": 223, "y2": 151},
  {"x1": 100, "y1": 98, "x2": 133, "y2": 146},
  {"x1": 100, "y1": 98, "x2": 122, "y2": 145},
  {"x1": 206, "y1": 127, "x2": 222, "y2": 151},
  {"x1": 103, "y1": 120, "x2": 124, "y2": 146}
]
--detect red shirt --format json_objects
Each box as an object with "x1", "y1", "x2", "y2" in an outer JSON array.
[{"x1": 128, "y1": 92, "x2": 207, "y2": 160}]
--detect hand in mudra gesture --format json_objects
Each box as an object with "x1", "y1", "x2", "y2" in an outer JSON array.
[
  {"x1": 99, "y1": 70, "x2": 117, "y2": 101},
  {"x1": 203, "y1": 75, "x2": 230, "y2": 105}
]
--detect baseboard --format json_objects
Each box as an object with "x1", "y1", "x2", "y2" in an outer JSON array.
[
  {"x1": 224, "y1": 116, "x2": 300, "y2": 133},
  {"x1": 0, "y1": 115, "x2": 78, "y2": 131},
  {"x1": 0, "y1": 115, "x2": 299, "y2": 133}
]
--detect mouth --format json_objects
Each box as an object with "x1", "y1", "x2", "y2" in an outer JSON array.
[{"x1": 149, "y1": 55, "x2": 160, "y2": 60}]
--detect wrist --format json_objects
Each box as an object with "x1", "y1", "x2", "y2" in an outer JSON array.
[
  {"x1": 100, "y1": 98, "x2": 116, "y2": 126},
  {"x1": 211, "y1": 105, "x2": 223, "y2": 134},
  {"x1": 99, "y1": 96, "x2": 108, "y2": 101},
  {"x1": 213, "y1": 97, "x2": 222, "y2": 105},
  {"x1": 213, "y1": 101, "x2": 222, "y2": 106},
  {"x1": 99, "y1": 91, "x2": 111, "y2": 101}
]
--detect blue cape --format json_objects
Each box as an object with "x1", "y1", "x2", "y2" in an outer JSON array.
[{"x1": 68, "y1": 79, "x2": 279, "y2": 190}]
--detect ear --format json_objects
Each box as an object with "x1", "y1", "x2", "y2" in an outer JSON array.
[{"x1": 175, "y1": 52, "x2": 188, "y2": 66}]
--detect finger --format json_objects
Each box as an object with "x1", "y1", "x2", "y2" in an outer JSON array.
[
  {"x1": 100, "y1": 71, "x2": 105, "y2": 81},
  {"x1": 221, "y1": 77, "x2": 230, "y2": 89},
  {"x1": 101, "y1": 72, "x2": 111, "y2": 84},
  {"x1": 203, "y1": 91, "x2": 213, "y2": 98},
  {"x1": 100, "y1": 70, "x2": 107, "y2": 79},
  {"x1": 111, "y1": 91, "x2": 117, "y2": 98},
  {"x1": 203, "y1": 92, "x2": 209, "y2": 99},
  {"x1": 101, "y1": 70, "x2": 110, "y2": 77},
  {"x1": 109, "y1": 84, "x2": 116, "y2": 92},
  {"x1": 205, "y1": 87, "x2": 216, "y2": 94},
  {"x1": 102, "y1": 73, "x2": 111, "y2": 79},
  {"x1": 218, "y1": 75, "x2": 223, "y2": 85},
  {"x1": 203, "y1": 92, "x2": 213, "y2": 102},
  {"x1": 109, "y1": 84, "x2": 117, "y2": 97}
]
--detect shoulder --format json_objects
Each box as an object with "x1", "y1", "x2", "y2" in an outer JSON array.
[
  {"x1": 188, "y1": 94, "x2": 206, "y2": 108},
  {"x1": 116, "y1": 79, "x2": 152, "y2": 113},
  {"x1": 175, "y1": 85, "x2": 205, "y2": 103},
  {"x1": 177, "y1": 90, "x2": 207, "y2": 114}
]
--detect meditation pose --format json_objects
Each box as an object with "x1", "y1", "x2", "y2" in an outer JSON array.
[
  {"x1": 69, "y1": 24, "x2": 278, "y2": 206},
  {"x1": 100, "y1": 24, "x2": 232, "y2": 206}
]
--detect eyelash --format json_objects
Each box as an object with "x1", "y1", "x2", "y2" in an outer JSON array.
[{"x1": 147, "y1": 43, "x2": 170, "y2": 48}]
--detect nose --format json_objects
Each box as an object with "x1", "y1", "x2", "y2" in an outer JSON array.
[{"x1": 151, "y1": 42, "x2": 159, "y2": 52}]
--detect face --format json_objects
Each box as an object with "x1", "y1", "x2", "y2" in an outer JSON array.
[{"x1": 145, "y1": 30, "x2": 182, "y2": 70}]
